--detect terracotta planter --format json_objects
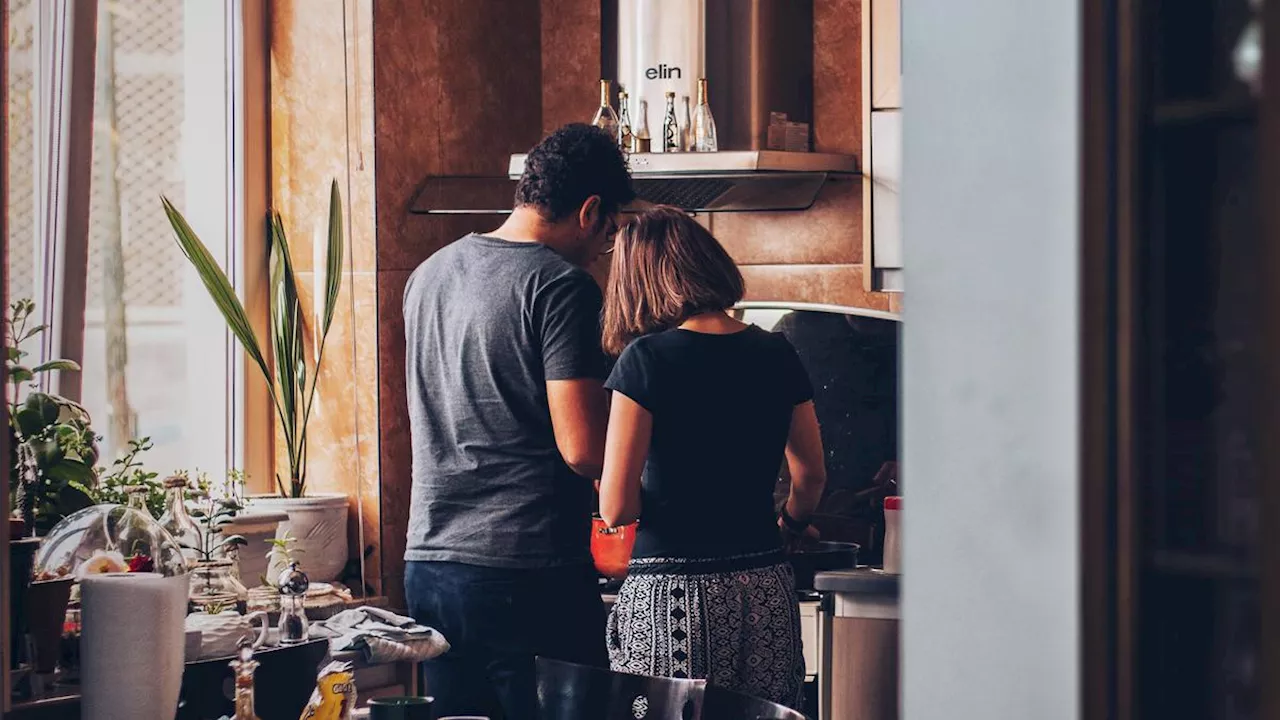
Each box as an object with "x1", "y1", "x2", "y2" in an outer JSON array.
[
  {"x1": 26, "y1": 577, "x2": 73, "y2": 673},
  {"x1": 247, "y1": 494, "x2": 349, "y2": 582}
]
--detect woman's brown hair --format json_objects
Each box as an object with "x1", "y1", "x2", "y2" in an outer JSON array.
[{"x1": 601, "y1": 206, "x2": 745, "y2": 355}]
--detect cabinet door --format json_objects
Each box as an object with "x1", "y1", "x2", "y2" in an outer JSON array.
[
  {"x1": 871, "y1": 0, "x2": 901, "y2": 109},
  {"x1": 870, "y1": 109, "x2": 902, "y2": 291}
]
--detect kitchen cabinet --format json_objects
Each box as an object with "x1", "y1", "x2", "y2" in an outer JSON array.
[{"x1": 862, "y1": 0, "x2": 904, "y2": 292}]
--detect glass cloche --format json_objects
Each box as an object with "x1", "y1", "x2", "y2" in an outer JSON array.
[{"x1": 33, "y1": 504, "x2": 188, "y2": 581}]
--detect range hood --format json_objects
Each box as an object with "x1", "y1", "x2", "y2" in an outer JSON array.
[
  {"x1": 510, "y1": 0, "x2": 856, "y2": 214},
  {"x1": 507, "y1": 150, "x2": 858, "y2": 212}
]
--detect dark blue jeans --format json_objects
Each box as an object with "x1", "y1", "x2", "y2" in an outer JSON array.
[{"x1": 405, "y1": 560, "x2": 607, "y2": 720}]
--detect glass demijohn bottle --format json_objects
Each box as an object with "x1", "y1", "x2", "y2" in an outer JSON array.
[{"x1": 158, "y1": 475, "x2": 200, "y2": 567}]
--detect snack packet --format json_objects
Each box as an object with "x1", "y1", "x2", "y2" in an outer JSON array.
[{"x1": 298, "y1": 660, "x2": 357, "y2": 720}]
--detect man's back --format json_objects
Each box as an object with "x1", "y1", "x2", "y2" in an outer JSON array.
[{"x1": 403, "y1": 233, "x2": 606, "y2": 569}]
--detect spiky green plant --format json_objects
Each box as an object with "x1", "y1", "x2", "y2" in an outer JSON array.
[{"x1": 161, "y1": 181, "x2": 344, "y2": 498}]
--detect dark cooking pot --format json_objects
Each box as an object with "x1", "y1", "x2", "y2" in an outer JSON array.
[{"x1": 787, "y1": 541, "x2": 861, "y2": 590}]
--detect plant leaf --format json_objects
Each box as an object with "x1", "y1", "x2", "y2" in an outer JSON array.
[
  {"x1": 14, "y1": 408, "x2": 47, "y2": 437},
  {"x1": 19, "y1": 324, "x2": 48, "y2": 342},
  {"x1": 269, "y1": 213, "x2": 302, "y2": 484},
  {"x1": 32, "y1": 359, "x2": 81, "y2": 374},
  {"x1": 323, "y1": 179, "x2": 344, "y2": 337},
  {"x1": 161, "y1": 197, "x2": 273, "y2": 390},
  {"x1": 45, "y1": 460, "x2": 93, "y2": 485},
  {"x1": 8, "y1": 365, "x2": 33, "y2": 384}
]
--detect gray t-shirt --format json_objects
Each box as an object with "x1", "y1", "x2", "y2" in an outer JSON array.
[{"x1": 402, "y1": 233, "x2": 607, "y2": 568}]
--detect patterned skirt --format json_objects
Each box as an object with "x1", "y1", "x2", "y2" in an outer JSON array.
[{"x1": 605, "y1": 549, "x2": 805, "y2": 710}]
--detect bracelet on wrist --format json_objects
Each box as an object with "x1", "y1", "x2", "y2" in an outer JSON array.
[{"x1": 780, "y1": 507, "x2": 810, "y2": 533}]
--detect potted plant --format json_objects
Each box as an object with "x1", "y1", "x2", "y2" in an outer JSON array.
[
  {"x1": 162, "y1": 181, "x2": 350, "y2": 580},
  {"x1": 184, "y1": 494, "x2": 249, "y2": 609},
  {"x1": 6, "y1": 299, "x2": 100, "y2": 535},
  {"x1": 193, "y1": 469, "x2": 287, "y2": 589}
]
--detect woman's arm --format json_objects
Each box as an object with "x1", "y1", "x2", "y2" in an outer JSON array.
[
  {"x1": 598, "y1": 391, "x2": 653, "y2": 527},
  {"x1": 782, "y1": 401, "x2": 827, "y2": 525}
]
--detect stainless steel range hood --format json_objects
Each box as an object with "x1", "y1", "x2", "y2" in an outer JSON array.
[
  {"x1": 506, "y1": 150, "x2": 858, "y2": 212},
  {"x1": 505, "y1": 0, "x2": 857, "y2": 213}
]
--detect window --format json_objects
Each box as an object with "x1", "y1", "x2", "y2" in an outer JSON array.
[{"x1": 6, "y1": 0, "x2": 245, "y2": 478}]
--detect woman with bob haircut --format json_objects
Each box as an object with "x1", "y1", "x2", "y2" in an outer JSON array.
[{"x1": 597, "y1": 206, "x2": 828, "y2": 709}]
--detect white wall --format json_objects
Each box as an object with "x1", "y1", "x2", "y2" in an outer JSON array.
[{"x1": 901, "y1": 1, "x2": 1080, "y2": 718}]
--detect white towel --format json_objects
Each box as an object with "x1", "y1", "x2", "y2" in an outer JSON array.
[{"x1": 310, "y1": 606, "x2": 451, "y2": 664}]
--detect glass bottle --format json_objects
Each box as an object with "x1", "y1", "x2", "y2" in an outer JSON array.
[
  {"x1": 591, "y1": 79, "x2": 620, "y2": 143},
  {"x1": 230, "y1": 639, "x2": 263, "y2": 720},
  {"x1": 618, "y1": 90, "x2": 633, "y2": 154},
  {"x1": 158, "y1": 475, "x2": 200, "y2": 568},
  {"x1": 680, "y1": 95, "x2": 693, "y2": 152},
  {"x1": 633, "y1": 98, "x2": 652, "y2": 153},
  {"x1": 693, "y1": 78, "x2": 719, "y2": 152},
  {"x1": 662, "y1": 92, "x2": 680, "y2": 153},
  {"x1": 124, "y1": 485, "x2": 150, "y2": 515}
]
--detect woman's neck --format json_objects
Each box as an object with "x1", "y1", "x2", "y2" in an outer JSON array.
[{"x1": 677, "y1": 311, "x2": 747, "y2": 334}]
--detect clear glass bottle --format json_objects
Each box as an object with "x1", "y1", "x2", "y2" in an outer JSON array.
[
  {"x1": 633, "y1": 98, "x2": 652, "y2": 153},
  {"x1": 591, "y1": 79, "x2": 620, "y2": 143},
  {"x1": 124, "y1": 485, "x2": 150, "y2": 515},
  {"x1": 617, "y1": 90, "x2": 633, "y2": 154},
  {"x1": 662, "y1": 92, "x2": 680, "y2": 153},
  {"x1": 693, "y1": 78, "x2": 719, "y2": 152},
  {"x1": 230, "y1": 639, "x2": 263, "y2": 720},
  {"x1": 158, "y1": 475, "x2": 201, "y2": 567},
  {"x1": 680, "y1": 95, "x2": 693, "y2": 152}
]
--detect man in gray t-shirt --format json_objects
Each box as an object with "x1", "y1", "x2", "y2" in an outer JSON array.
[{"x1": 403, "y1": 124, "x2": 633, "y2": 719}]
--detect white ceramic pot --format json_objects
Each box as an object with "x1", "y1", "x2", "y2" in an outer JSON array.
[
  {"x1": 247, "y1": 494, "x2": 349, "y2": 582},
  {"x1": 81, "y1": 573, "x2": 188, "y2": 720},
  {"x1": 184, "y1": 608, "x2": 270, "y2": 660},
  {"x1": 220, "y1": 509, "x2": 288, "y2": 587}
]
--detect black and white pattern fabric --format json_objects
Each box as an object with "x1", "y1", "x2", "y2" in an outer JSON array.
[{"x1": 606, "y1": 550, "x2": 806, "y2": 710}]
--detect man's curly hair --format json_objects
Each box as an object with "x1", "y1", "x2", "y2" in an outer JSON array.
[{"x1": 514, "y1": 123, "x2": 635, "y2": 221}]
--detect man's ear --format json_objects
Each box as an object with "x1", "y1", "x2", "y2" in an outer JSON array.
[{"x1": 579, "y1": 195, "x2": 603, "y2": 230}]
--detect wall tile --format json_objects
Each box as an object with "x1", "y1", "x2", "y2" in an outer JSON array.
[
  {"x1": 542, "y1": 0, "x2": 601, "y2": 135},
  {"x1": 709, "y1": 180, "x2": 863, "y2": 266},
  {"x1": 741, "y1": 264, "x2": 893, "y2": 311},
  {"x1": 814, "y1": 0, "x2": 863, "y2": 157}
]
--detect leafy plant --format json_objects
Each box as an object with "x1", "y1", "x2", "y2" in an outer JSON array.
[
  {"x1": 261, "y1": 531, "x2": 302, "y2": 587},
  {"x1": 183, "y1": 494, "x2": 248, "y2": 563},
  {"x1": 6, "y1": 299, "x2": 99, "y2": 532},
  {"x1": 96, "y1": 437, "x2": 164, "y2": 517},
  {"x1": 162, "y1": 181, "x2": 344, "y2": 499}
]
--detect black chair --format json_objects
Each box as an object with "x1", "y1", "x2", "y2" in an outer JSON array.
[
  {"x1": 700, "y1": 685, "x2": 809, "y2": 720},
  {"x1": 536, "y1": 656, "x2": 704, "y2": 720}
]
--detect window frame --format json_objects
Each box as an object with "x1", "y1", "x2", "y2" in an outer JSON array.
[{"x1": 13, "y1": 0, "x2": 272, "y2": 484}]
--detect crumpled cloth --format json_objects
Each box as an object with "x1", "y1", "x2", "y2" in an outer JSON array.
[{"x1": 309, "y1": 606, "x2": 451, "y2": 664}]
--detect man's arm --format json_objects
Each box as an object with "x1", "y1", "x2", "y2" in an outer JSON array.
[{"x1": 547, "y1": 378, "x2": 609, "y2": 478}]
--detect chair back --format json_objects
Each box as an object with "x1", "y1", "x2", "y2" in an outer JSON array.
[
  {"x1": 700, "y1": 684, "x2": 809, "y2": 720},
  {"x1": 536, "y1": 656, "x2": 704, "y2": 720}
]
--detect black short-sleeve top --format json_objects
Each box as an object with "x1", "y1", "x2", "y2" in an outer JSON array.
[{"x1": 603, "y1": 325, "x2": 814, "y2": 560}]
